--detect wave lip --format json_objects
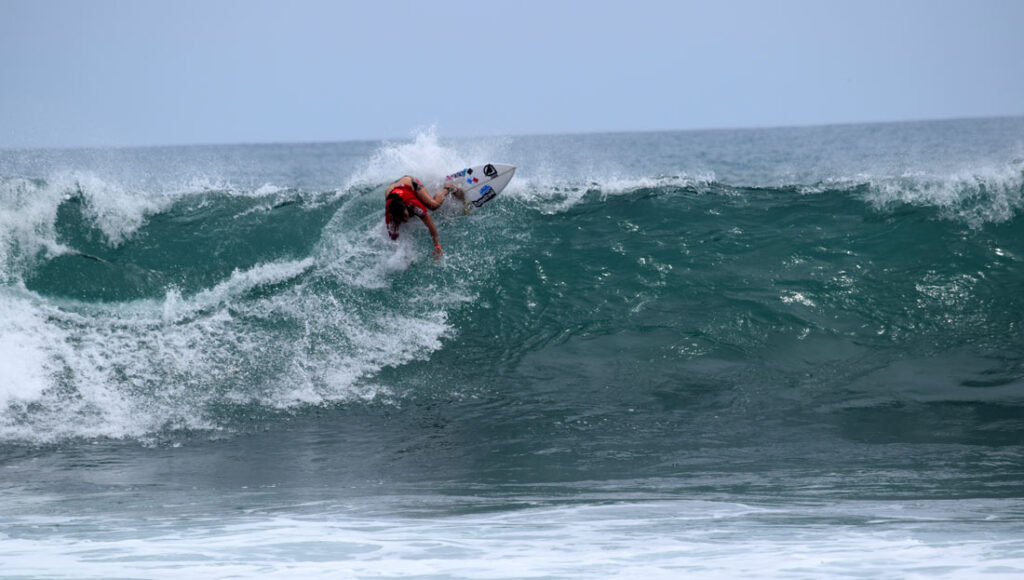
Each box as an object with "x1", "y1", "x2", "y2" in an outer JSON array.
[
  {"x1": 507, "y1": 172, "x2": 719, "y2": 213},
  {"x1": 737, "y1": 160, "x2": 1024, "y2": 228},
  {"x1": 862, "y1": 161, "x2": 1024, "y2": 225},
  {"x1": 0, "y1": 173, "x2": 171, "y2": 287}
]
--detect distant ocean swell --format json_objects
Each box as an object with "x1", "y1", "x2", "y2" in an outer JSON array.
[{"x1": 1, "y1": 149, "x2": 1022, "y2": 445}]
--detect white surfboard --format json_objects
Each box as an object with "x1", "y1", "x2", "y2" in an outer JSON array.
[{"x1": 444, "y1": 163, "x2": 516, "y2": 210}]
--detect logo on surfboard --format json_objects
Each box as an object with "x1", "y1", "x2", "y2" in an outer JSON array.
[{"x1": 473, "y1": 184, "x2": 496, "y2": 207}]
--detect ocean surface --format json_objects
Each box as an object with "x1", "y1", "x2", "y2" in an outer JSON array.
[{"x1": 2, "y1": 118, "x2": 1024, "y2": 578}]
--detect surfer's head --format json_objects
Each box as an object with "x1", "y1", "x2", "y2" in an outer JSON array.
[{"x1": 386, "y1": 194, "x2": 409, "y2": 223}]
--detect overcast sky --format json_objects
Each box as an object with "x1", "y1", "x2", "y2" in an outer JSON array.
[{"x1": 2, "y1": 0, "x2": 1023, "y2": 148}]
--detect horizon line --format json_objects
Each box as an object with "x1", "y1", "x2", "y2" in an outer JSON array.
[{"x1": 3, "y1": 113, "x2": 1022, "y2": 153}]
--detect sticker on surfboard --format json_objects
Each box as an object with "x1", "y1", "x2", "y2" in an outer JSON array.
[{"x1": 444, "y1": 163, "x2": 516, "y2": 210}]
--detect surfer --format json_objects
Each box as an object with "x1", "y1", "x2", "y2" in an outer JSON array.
[{"x1": 384, "y1": 176, "x2": 456, "y2": 258}]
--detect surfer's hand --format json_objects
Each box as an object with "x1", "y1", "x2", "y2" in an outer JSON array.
[{"x1": 433, "y1": 244, "x2": 443, "y2": 260}]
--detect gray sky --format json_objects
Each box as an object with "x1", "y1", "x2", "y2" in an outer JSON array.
[{"x1": 2, "y1": 0, "x2": 1023, "y2": 148}]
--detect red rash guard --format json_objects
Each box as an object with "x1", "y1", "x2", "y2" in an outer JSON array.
[{"x1": 385, "y1": 184, "x2": 428, "y2": 240}]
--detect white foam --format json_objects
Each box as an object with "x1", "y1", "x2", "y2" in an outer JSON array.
[
  {"x1": 0, "y1": 233, "x2": 464, "y2": 443},
  {"x1": 862, "y1": 161, "x2": 1024, "y2": 226},
  {"x1": 507, "y1": 172, "x2": 717, "y2": 214},
  {"x1": 0, "y1": 261, "x2": 280, "y2": 441},
  {"x1": 781, "y1": 290, "x2": 816, "y2": 307},
  {"x1": 319, "y1": 216, "x2": 416, "y2": 290},
  {"x1": 344, "y1": 127, "x2": 511, "y2": 192},
  {"x1": 270, "y1": 307, "x2": 449, "y2": 408},
  {"x1": 160, "y1": 258, "x2": 316, "y2": 323},
  {"x1": 253, "y1": 183, "x2": 285, "y2": 196},
  {"x1": 62, "y1": 171, "x2": 170, "y2": 246},
  {"x1": 0, "y1": 290, "x2": 60, "y2": 408},
  {"x1": 2, "y1": 499, "x2": 1023, "y2": 579},
  {"x1": 345, "y1": 127, "x2": 467, "y2": 190},
  {"x1": 0, "y1": 176, "x2": 73, "y2": 283}
]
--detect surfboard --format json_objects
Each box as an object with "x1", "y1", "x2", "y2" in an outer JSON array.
[{"x1": 444, "y1": 163, "x2": 516, "y2": 210}]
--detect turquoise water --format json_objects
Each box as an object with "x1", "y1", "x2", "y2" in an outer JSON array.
[{"x1": 2, "y1": 118, "x2": 1024, "y2": 578}]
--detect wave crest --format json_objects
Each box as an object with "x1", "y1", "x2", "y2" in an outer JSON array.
[
  {"x1": 794, "y1": 161, "x2": 1024, "y2": 226},
  {"x1": 867, "y1": 162, "x2": 1024, "y2": 226}
]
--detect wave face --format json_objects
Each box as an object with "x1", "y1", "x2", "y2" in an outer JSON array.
[{"x1": 1, "y1": 119, "x2": 1023, "y2": 458}]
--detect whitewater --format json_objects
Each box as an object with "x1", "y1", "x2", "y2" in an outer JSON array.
[{"x1": 2, "y1": 118, "x2": 1024, "y2": 578}]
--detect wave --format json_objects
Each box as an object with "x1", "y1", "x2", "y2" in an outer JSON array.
[
  {"x1": 2, "y1": 131, "x2": 1023, "y2": 445},
  {"x1": 0, "y1": 182, "x2": 444, "y2": 443},
  {"x1": 789, "y1": 160, "x2": 1024, "y2": 227}
]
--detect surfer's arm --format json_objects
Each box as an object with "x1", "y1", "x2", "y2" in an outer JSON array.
[
  {"x1": 420, "y1": 213, "x2": 443, "y2": 258},
  {"x1": 414, "y1": 182, "x2": 450, "y2": 211}
]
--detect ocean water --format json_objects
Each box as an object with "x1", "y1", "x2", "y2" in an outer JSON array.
[{"x1": 2, "y1": 118, "x2": 1024, "y2": 578}]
